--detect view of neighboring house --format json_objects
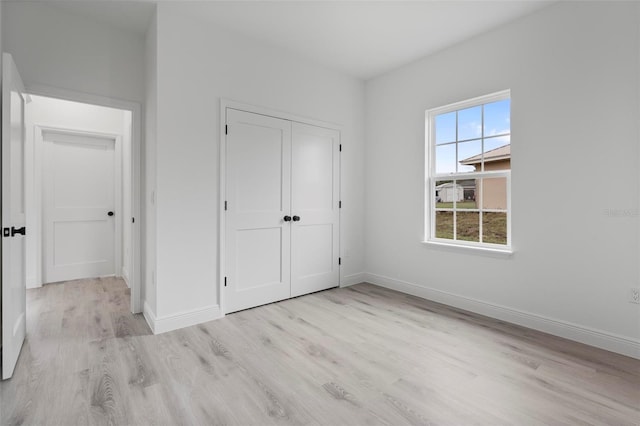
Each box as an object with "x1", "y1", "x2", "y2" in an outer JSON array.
[
  {"x1": 435, "y1": 182, "x2": 464, "y2": 202},
  {"x1": 459, "y1": 144, "x2": 511, "y2": 171},
  {"x1": 459, "y1": 144, "x2": 510, "y2": 210}
]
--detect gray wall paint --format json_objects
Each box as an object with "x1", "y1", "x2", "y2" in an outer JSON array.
[
  {"x1": 2, "y1": 2, "x2": 144, "y2": 103},
  {"x1": 143, "y1": 9, "x2": 158, "y2": 316},
  {"x1": 365, "y1": 2, "x2": 640, "y2": 342},
  {"x1": 152, "y1": 4, "x2": 366, "y2": 318},
  {"x1": 0, "y1": 0, "x2": 3, "y2": 347}
]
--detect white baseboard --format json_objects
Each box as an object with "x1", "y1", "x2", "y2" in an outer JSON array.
[
  {"x1": 341, "y1": 272, "x2": 366, "y2": 287},
  {"x1": 121, "y1": 267, "x2": 130, "y2": 288},
  {"x1": 143, "y1": 301, "x2": 223, "y2": 335},
  {"x1": 143, "y1": 301, "x2": 157, "y2": 333},
  {"x1": 26, "y1": 275, "x2": 42, "y2": 289},
  {"x1": 364, "y1": 272, "x2": 640, "y2": 360}
]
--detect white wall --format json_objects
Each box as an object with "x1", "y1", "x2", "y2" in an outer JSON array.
[
  {"x1": 0, "y1": 0, "x2": 3, "y2": 343},
  {"x1": 365, "y1": 2, "x2": 640, "y2": 356},
  {"x1": 143, "y1": 10, "x2": 158, "y2": 316},
  {"x1": 638, "y1": 0, "x2": 640, "y2": 309},
  {"x1": 149, "y1": 3, "x2": 365, "y2": 323},
  {"x1": 2, "y1": 2, "x2": 145, "y2": 103},
  {"x1": 24, "y1": 95, "x2": 129, "y2": 288},
  {"x1": 122, "y1": 111, "x2": 133, "y2": 286},
  {"x1": 0, "y1": 0, "x2": 2, "y2": 80}
]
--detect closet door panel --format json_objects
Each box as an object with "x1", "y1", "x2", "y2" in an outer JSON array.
[
  {"x1": 290, "y1": 122, "x2": 340, "y2": 297},
  {"x1": 225, "y1": 109, "x2": 292, "y2": 313}
]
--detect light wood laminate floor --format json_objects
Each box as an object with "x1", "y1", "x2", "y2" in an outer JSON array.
[{"x1": 1, "y1": 278, "x2": 638, "y2": 425}]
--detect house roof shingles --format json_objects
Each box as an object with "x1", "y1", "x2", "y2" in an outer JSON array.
[{"x1": 459, "y1": 144, "x2": 510, "y2": 165}]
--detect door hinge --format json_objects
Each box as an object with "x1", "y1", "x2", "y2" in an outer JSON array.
[
  {"x1": 225, "y1": 125, "x2": 228, "y2": 135},
  {"x1": 339, "y1": 144, "x2": 342, "y2": 152},
  {"x1": 224, "y1": 201, "x2": 228, "y2": 211},
  {"x1": 132, "y1": 217, "x2": 135, "y2": 224},
  {"x1": 224, "y1": 277, "x2": 227, "y2": 287},
  {"x1": 339, "y1": 200, "x2": 342, "y2": 208},
  {"x1": 338, "y1": 257, "x2": 341, "y2": 265}
]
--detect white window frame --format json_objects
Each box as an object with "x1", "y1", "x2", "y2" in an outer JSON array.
[{"x1": 424, "y1": 90, "x2": 512, "y2": 253}]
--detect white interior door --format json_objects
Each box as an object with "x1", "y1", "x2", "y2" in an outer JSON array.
[
  {"x1": 290, "y1": 123, "x2": 340, "y2": 297},
  {"x1": 225, "y1": 109, "x2": 292, "y2": 313},
  {"x1": 43, "y1": 130, "x2": 116, "y2": 283},
  {"x1": 2, "y1": 53, "x2": 27, "y2": 380}
]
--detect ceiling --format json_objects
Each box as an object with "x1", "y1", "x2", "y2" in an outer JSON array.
[
  {"x1": 48, "y1": 1, "x2": 554, "y2": 80},
  {"x1": 47, "y1": 1, "x2": 156, "y2": 36}
]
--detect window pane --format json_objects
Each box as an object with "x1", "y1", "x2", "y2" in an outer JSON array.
[
  {"x1": 456, "y1": 211, "x2": 479, "y2": 242},
  {"x1": 483, "y1": 136, "x2": 510, "y2": 171},
  {"x1": 457, "y1": 179, "x2": 477, "y2": 209},
  {"x1": 428, "y1": 93, "x2": 511, "y2": 248},
  {"x1": 435, "y1": 211, "x2": 453, "y2": 240},
  {"x1": 457, "y1": 106, "x2": 482, "y2": 140},
  {"x1": 483, "y1": 212, "x2": 507, "y2": 245},
  {"x1": 435, "y1": 180, "x2": 461, "y2": 208},
  {"x1": 435, "y1": 144, "x2": 456, "y2": 174},
  {"x1": 458, "y1": 140, "x2": 482, "y2": 173},
  {"x1": 481, "y1": 177, "x2": 507, "y2": 210},
  {"x1": 435, "y1": 112, "x2": 456, "y2": 144},
  {"x1": 483, "y1": 99, "x2": 510, "y2": 137}
]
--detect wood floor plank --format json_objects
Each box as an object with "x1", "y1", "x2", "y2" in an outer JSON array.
[{"x1": 1, "y1": 279, "x2": 639, "y2": 426}]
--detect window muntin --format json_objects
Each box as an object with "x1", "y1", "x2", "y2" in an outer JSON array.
[{"x1": 426, "y1": 91, "x2": 511, "y2": 249}]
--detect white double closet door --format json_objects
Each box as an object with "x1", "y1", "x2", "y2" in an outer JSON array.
[{"x1": 225, "y1": 108, "x2": 340, "y2": 314}]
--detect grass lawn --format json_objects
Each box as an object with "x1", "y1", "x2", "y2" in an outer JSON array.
[
  {"x1": 436, "y1": 201, "x2": 477, "y2": 209},
  {"x1": 435, "y1": 211, "x2": 507, "y2": 245}
]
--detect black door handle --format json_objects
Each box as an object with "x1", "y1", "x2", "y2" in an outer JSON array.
[
  {"x1": 108, "y1": 211, "x2": 114, "y2": 217},
  {"x1": 11, "y1": 226, "x2": 26, "y2": 236},
  {"x1": 292, "y1": 215, "x2": 301, "y2": 222},
  {"x1": 283, "y1": 215, "x2": 292, "y2": 222}
]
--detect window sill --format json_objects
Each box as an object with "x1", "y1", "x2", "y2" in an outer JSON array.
[{"x1": 422, "y1": 240, "x2": 513, "y2": 258}]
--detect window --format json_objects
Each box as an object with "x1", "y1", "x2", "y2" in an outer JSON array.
[{"x1": 425, "y1": 90, "x2": 511, "y2": 250}]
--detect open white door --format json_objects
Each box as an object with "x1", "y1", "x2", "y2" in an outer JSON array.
[{"x1": 2, "y1": 53, "x2": 27, "y2": 380}]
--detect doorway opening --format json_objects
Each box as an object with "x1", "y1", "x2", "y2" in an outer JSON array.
[{"x1": 24, "y1": 92, "x2": 141, "y2": 314}]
